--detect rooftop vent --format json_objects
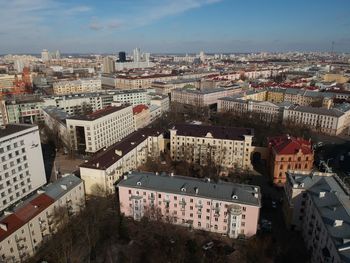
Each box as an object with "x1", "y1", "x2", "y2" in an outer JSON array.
[
  {"x1": 194, "y1": 187, "x2": 199, "y2": 194},
  {"x1": 61, "y1": 184, "x2": 67, "y2": 190},
  {"x1": 137, "y1": 181, "x2": 142, "y2": 186},
  {"x1": 96, "y1": 163, "x2": 100, "y2": 168},
  {"x1": 319, "y1": 192, "x2": 326, "y2": 198},
  {"x1": 334, "y1": 220, "x2": 343, "y2": 227},
  {"x1": 170, "y1": 172, "x2": 174, "y2": 177},
  {"x1": 115, "y1": 150, "x2": 122, "y2": 156},
  {"x1": 232, "y1": 195, "x2": 238, "y2": 200},
  {"x1": 0, "y1": 223, "x2": 8, "y2": 231}
]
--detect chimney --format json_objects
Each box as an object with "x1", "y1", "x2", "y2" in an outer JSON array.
[
  {"x1": 96, "y1": 163, "x2": 100, "y2": 168},
  {"x1": 0, "y1": 223, "x2": 8, "y2": 231},
  {"x1": 170, "y1": 172, "x2": 174, "y2": 177},
  {"x1": 61, "y1": 184, "x2": 67, "y2": 190},
  {"x1": 194, "y1": 187, "x2": 199, "y2": 194},
  {"x1": 334, "y1": 220, "x2": 343, "y2": 227},
  {"x1": 319, "y1": 192, "x2": 326, "y2": 198}
]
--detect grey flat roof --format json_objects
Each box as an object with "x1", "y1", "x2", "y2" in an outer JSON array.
[
  {"x1": 288, "y1": 105, "x2": 345, "y2": 117},
  {"x1": 43, "y1": 174, "x2": 83, "y2": 200},
  {"x1": 0, "y1": 124, "x2": 37, "y2": 139},
  {"x1": 118, "y1": 172, "x2": 261, "y2": 206}
]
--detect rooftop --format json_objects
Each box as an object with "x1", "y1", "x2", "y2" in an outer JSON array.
[
  {"x1": 0, "y1": 124, "x2": 37, "y2": 140},
  {"x1": 118, "y1": 171, "x2": 261, "y2": 206},
  {"x1": 287, "y1": 172, "x2": 350, "y2": 262},
  {"x1": 67, "y1": 105, "x2": 130, "y2": 121},
  {"x1": 80, "y1": 128, "x2": 163, "y2": 170},
  {"x1": 133, "y1": 104, "x2": 149, "y2": 114},
  {"x1": 0, "y1": 175, "x2": 82, "y2": 242},
  {"x1": 268, "y1": 135, "x2": 313, "y2": 155},
  {"x1": 172, "y1": 123, "x2": 253, "y2": 140}
]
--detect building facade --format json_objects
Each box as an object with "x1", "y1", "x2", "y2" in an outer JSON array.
[
  {"x1": 283, "y1": 171, "x2": 350, "y2": 263},
  {"x1": 0, "y1": 124, "x2": 47, "y2": 212},
  {"x1": 66, "y1": 105, "x2": 135, "y2": 153},
  {"x1": 118, "y1": 172, "x2": 261, "y2": 239},
  {"x1": 171, "y1": 87, "x2": 241, "y2": 107},
  {"x1": 133, "y1": 105, "x2": 150, "y2": 130},
  {"x1": 268, "y1": 135, "x2": 314, "y2": 186},
  {"x1": 80, "y1": 128, "x2": 164, "y2": 195},
  {"x1": 52, "y1": 78, "x2": 101, "y2": 95},
  {"x1": 0, "y1": 175, "x2": 85, "y2": 262},
  {"x1": 170, "y1": 124, "x2": 254, "y2": 171}
]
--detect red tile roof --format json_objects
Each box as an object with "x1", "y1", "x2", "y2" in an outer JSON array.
[
  {"x1": 268, "y1": 135, "x2": 313, "y2": 155},
  {"x1": 133, "y1": 104, "x2": 149, "y2": 114},
  {"x1": 0, "y1": 194, "x2": 55, "y2": 241}
]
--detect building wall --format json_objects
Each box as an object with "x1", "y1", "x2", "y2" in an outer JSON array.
[
  {"x1": 170, "y1": 129, "x2": 253, "y2": 171},
  {"x1": 80, "y1": 134, "x2": 164, "y2": 195},
  {"x1": 118, "y1": 184, "x2": 260, "y2": 238},
  {"x1": 134, "y1": 108, "x2": 151, "y2": 130},
  {"x1": 0, "y1": 176, "x2": 85, "y2": 262},
  {"x1": 0, "y1": 125, "x2": 47, "y2": 212},
  {"x1": 270, "y1": 150, "x2": 313, "y2": 186},
  {"x1": 66, "y1": 106, "x2": 135, "y2": 153},
  {"x1": 53, "y1": 79, "x2": 101, "y2": 95}
]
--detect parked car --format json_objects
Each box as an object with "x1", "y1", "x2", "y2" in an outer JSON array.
[{"x1": 202, "y1": 241, "x2": 214, "y2": 250}]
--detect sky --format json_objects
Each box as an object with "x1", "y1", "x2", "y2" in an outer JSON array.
[{"x1": 0, "y1": 0, "x2": 350, "y2": 54}]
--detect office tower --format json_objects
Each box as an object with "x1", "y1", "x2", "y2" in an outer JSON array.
[
  {"x1": 102, "y1": 56, "x2": 115, "y2": 73},
  {"x1": 14, "y1": 59, "x2": 25, "y2": 73},
  {"x1": 55, "y1": 50, "x2": 61, "y2": 59},
  {"x1": 119, "y1": 51, "x2": 126, "y2": 62},
  {"x1": 41, "y1": 49, "x2": 50, "y2": 62},
  {"x1": 133, "y1": 48, "x2": 141, "y2": 62},
  {"x1": 199, "y1": 51, "x2": 206, "y2": 62},
  {"x1": 144, "y1": 52, "x2": 150, "y2": 63},
  {"x1": 0, "y1": 124, "x2": 47, "y2": 212}
]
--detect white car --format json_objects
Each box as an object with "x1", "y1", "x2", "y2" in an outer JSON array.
[{"x1": 202, "y1": 241, "x2": 214, "y2": 250}]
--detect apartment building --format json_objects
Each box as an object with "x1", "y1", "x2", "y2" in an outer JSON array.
[
  {"x1": 52, "y1": 78, "x2": 101, "y2": 95},
  {"x1": 133, "y1": 105, "x2": 151, "y2": 130},
  {"x1": 170, "y1": 124, "x2": 254, "y2": 171},
  {"x1": 0, "y1": 174, "x2": 85, "y2": 262},
  {"x1": 268, "y1": 135, "x2": 314, "y2": 186},
  {"x1": 150, "y1": 94, "x2": 170, "y2": 113},
  {"x1": 283, "y1": 104, "x2": 350, "y2": 136},
  {"x1": 151, "y1": 78, "x2": 200, "y2": 95},
  {"x1": 283, "y1": 171, "x2": 350, "y2": 263},
  {"x1": 80, "y1": 128, "x2": 164, "y2": 195},
  {"x1": 5, "y1": 96, "x2": 45, "y2": 124},
  {"x1": 0, "y1": 100, "x2": 8, "y2": 126},
  {"x1": 118, "y1": 171, "x2": 261, "y2": 239},
  {"x1": 66, "y1": 105, "x2": 135, "y2": 153},
  {"x1": 171, "y1": 87, "x2": 241, "y2": 107},
  {"x1": 0, "y1": 124, "x2": 47, "y2": 213},
  {"x1": 217, "y1": 97, "x2": 290, "y2": 121},
  {"x1": 101, "y1": 73, "x2": 178, "y2": 89}
]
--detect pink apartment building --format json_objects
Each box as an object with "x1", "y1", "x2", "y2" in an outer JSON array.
[{"x1": 118, "y1": 172, "x2": 261, "y2": 239}]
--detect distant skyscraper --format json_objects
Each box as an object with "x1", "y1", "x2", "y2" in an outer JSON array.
[
  {"x1": 55, "y1": 50, "x2": 61, "y2": 59},
  {"x1": 199, "y1": 51, "x2": 206, "y2": 62},
  {"x1": 41, "y1": 49, "x2": 50, "y2": 62},
  {"x1": 103, "y1": 56, "x2": 116, "y2": 73},
  {"x1": 133, "y1": 48, "x2": 141, "y2": 62},
  {"x1": 14, "y1": 59, "x2": 25, "y2": 73},
  {"x1": 119, "y1": 51, "x2": 126, "y2": 62},
  {"x1": 144, "y1": 52, "x2": 150, "y2": 63}
]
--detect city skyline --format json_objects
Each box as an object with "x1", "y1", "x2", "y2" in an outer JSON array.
[{"x1": 1, "y1": 0, "x2": 350, "y2": 54}]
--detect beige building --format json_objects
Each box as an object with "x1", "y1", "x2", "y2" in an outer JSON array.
[
  {"x1": 170, "y1": 124, "x2": 254, "y2": 171},
  {"x1": 283, "y1": 104, "x2": 350, "y2": 136},
  {"x1": 52, "y1": 78, "x2": 101, "y2": 95},
  {"x1": 79, "y1": 128, "x2": 164, "y2": 195},
  {"x1": 133, "y1": 104, "x2": 151, "y2": 130},
  {"x1": 101, "y1": 74, "x2": 178, "y2": 89},
  {"x1": 171, "y1": 87, "x2": 241, "y2": 107},
  {"x1": 283, "y1": 171, "x2": 350, "y2": 263},
  {"x1": 66, "y1": 105, "x2": 135, "y2": 153},
  {"x1": 0, "y1": 175, "x2": 85, "y2": 262}
]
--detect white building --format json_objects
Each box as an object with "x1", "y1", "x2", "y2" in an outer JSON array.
[
  {"x1": 41, "y1": 49, "x2": 50, "y2": 62},
  {"x1": 170, "y1": 124, "x2": 254, "y2": 171},
  {"x1": 0, "y1": 124, "x2": 47, "y2": 212},
  {"x1": 80, "y1": 128, "x2": 164, "y2": 195},
  {"x1": 0, "y1": 174, "x2": 84, "y2": 262},
  {"x1": 150, "y1": 94, "x2": 170, "y2": 113},
  {"x1": 284, "y1": 171, "x2": 350, "y2": 263},
  {"x1": 52, "y1": 78, "x2": 102, "y2": 95},
  {"x1": 66, "y1": 105, "x2": 135, "y2": 153},
  {"x1": 283, "y1": 103, "x2": 350, "y2": 136}
]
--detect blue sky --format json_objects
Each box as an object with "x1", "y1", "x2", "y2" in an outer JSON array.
[{"x1": 0, "y1": 0, "x2": 349, "y2": 54}]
